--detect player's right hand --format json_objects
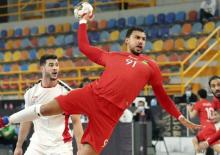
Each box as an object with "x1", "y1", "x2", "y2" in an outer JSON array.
[
  {"x1": 178, "y1": 115, "x2": 201, "y2": 130},
  {"x1": 14, "y1": 147, "x2": 23, "y2": 155},
  {"x1": 74, "y1": 2, "x2": 94, "y2": 21}
]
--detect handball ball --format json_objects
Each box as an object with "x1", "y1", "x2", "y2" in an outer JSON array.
[{"x1": 74, "y1": 2, "x2": 94, "y2": 20}]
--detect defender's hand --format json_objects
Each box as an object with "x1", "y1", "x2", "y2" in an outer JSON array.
[{"x1": 178, "y1": 115, "x2": 201, "y2": 130}]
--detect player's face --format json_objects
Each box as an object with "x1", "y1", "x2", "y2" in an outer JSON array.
[
  {"x1": 126, "y1": 31, "x2": 146, "y2": 55},
  {"x1": 42, "y1": 59, "x2": 59, "y2": 81},
  {"x1": 210, "y1": 79, "x2": 220, "y2": 99}
]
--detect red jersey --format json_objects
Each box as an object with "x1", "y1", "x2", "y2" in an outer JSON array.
[
  {"x1": 205, "y1": 97, "x2": 220, "y2": 145},
  {"x1": 207, "y1": 128, "x2": 220, "y2": 145},
  {"x1": 193, "y1": 99, "x2": 214, "y2": 125},
  {"x1": 197, "y1": 123, "x2": 218, "y2": 142},
  {"x1": 78, "y1": 23, "x2": 181, "y2": 119}
]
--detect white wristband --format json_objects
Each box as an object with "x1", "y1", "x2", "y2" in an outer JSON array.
[
  {"x1": 178, "y1": 115, "x2": 184, "y2": 120},
  {"x1": 79, "y1": 19, "x2": 87, "y2": 24}
]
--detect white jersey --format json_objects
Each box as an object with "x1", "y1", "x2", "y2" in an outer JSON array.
[{"x1": 24, "y1": 80, "x2": 72, "y2": 146}]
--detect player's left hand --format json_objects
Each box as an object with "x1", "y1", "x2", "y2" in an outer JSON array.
[
  {"x1": 178, "y1": 115, "x2": 201, "y2": 130},
  {"x1": 198, "y1": 141, "x2": 209, "y2": 151}
]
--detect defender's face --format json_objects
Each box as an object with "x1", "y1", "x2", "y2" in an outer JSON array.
[
  {"x1": 42, "y1": 59, "x2": 59, "y2": 80},
  {"x1": 125, "y1": 31, "x2": 146, "y2": 55},
  {"x1": 210, "y1": 79, "x2": 220, "y2": 99}
]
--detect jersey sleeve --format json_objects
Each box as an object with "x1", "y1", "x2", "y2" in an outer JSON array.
[
  {"x1": 148, "y1": 60, "x2": 181, "y2": 119},
  {"x1": 78, "y1": 23, "x2": 108, "y2": 66}
]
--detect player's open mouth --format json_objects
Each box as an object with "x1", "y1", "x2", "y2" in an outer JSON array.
[{"x1": 136, "y1": 46, "x2": 143, "y2": 50}]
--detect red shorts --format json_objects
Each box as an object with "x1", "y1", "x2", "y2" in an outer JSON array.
[
  {"x1": 56, "y1": 85, "x2": 124, "y2": 154},
  {"x1": 197, "y1": 123, "x2": 220, "y2": 145}
]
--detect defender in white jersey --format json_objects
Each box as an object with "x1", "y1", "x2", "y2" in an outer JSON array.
[{"x1": 14, "y1": 55, "x2": 83, "y2": 155}]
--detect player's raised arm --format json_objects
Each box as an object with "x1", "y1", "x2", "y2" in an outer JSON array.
[
  {"x1": 148, "y1": 60, "x2": 201, "y2": 130},
  {"x1": 75, "y1": 2, "x2": 107, "y2": 66}
]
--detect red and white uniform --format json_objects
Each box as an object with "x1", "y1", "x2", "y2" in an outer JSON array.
[
  {"x1": 56, "y1": 23, "x2": 181, "y2": 154},
  {"x1": 193, "y1": 99, "x2": 214, "y2": 126},
  {"x1": 195, "y1": 97, "x2": 220, "y2": 146},
  {"x1": 205, "y1": 97, "x2": 220, "y2": 145},
  {"x1": 197, "y1": 122, "x2": 220, "y2": 145},
  {"x1": 24, "y1": 80, "x2": 73, "y2": 155}
]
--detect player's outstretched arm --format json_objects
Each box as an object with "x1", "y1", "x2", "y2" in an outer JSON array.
[
  {"x1": 75, "y1": 2, "x2": 107, "y2": 66},
  {"x1": 149, "y1": 61, "x2": 201, "y2": 130}
]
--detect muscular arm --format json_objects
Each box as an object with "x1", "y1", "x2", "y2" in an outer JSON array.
[
  {"x1": 149, "y1": 61, "x2": 181, "y2": 119},
  {"x1": 78, "y1": 23, "x2": 107, "y2": 66},
  {"x1": 71, "y1": 115, "x2": 83, "y2": 150}
]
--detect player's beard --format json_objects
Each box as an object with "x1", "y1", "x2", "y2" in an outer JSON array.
[
  {"x1": 131, "y1": 49, "x2": 142, "y2": 56},
  {"x1": 213, "y1": 90, "x2": 220, "y2": 100}
]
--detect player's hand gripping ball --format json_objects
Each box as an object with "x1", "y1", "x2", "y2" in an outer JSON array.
[{"x1": 74, "y1": 2, "x2": 94, "y2": 20}]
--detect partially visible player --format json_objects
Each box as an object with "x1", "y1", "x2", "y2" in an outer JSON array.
[
  {"x1": 13, "y1": 54, "x2": 83, "y2": 155},
  {"x1": 0, "y1": 2, "x2": 200, "y2": 155},
  {"x1": 187, "y1": 88, "x2": 215, "y2": 155},
  {"x1": 195, "y1": 76, "x2": 220, "y2": 152},
  {"x1": 187, "y1": 88, "x2": 214, "y2": 126}
]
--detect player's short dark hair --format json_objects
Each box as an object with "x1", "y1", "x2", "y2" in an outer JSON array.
[
  {"x1": 208, "y1": 75, "x2": 220, "y2": 87},
  {"x1": 40, "y1": 54, "x2": 58, "y2": 66},
  {"x1": 126, "y1": 27, "x2": 145, "y2": 38},
  {"x1": 197, "y1": 89, "x2": 207, "y2": 99}
]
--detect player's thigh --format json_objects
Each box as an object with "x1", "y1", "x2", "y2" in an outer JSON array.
[
  {"x1": 24, "y1": 142, "x2": 45, "y2": 155},
  {"x1": 56, "y1": 87, "x2": 95, "y2": 115},
  {"x1": 77, "y1": 144, "x2": 98, "y2": 155}
]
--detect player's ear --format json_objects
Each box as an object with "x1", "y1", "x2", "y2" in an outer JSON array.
[{"x1": 125, "y1": 37, "x2": 129, "y2": 45}]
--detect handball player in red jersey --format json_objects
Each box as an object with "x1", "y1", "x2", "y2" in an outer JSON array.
[
  {"x1": 197, "y1": 76, "x2": 220, "y2": 152},
  {"x1": 0, "y1": 2, "x2": 200, "y2": 155}
]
